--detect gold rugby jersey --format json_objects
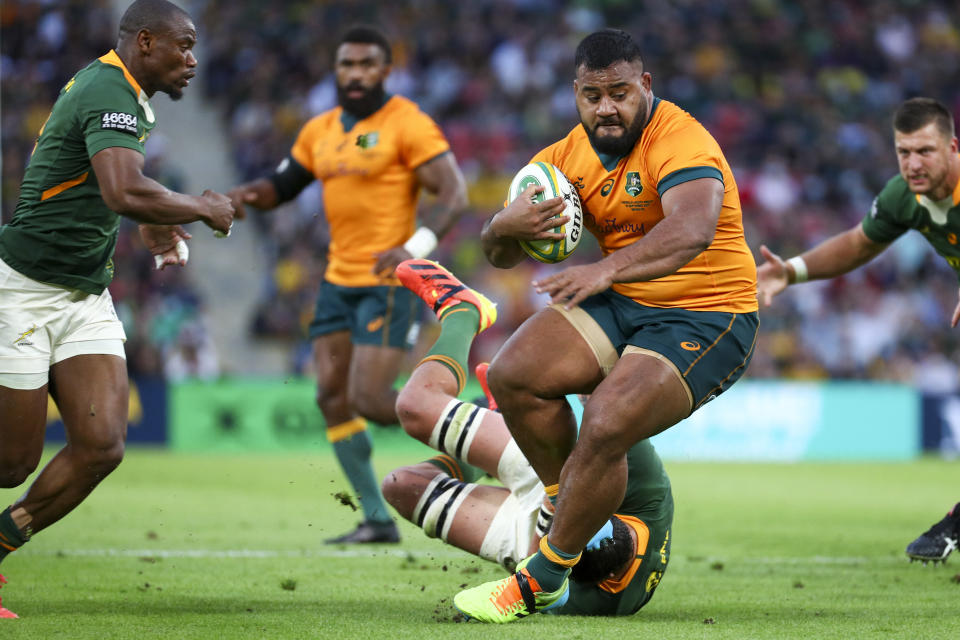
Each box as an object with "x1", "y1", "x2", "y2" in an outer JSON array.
[
  {"x1": 531, "y1": 97, "x2": 757, "y2": 313},
  {"x1": 290, "y1": 95, "x2": 451, "y2": 287}
]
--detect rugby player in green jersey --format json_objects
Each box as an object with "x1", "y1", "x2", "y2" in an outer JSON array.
[
  {"x1": 0, "y1": 0, "x2": 234, "y2": 617},
  {"x1": 756, "y1": 97, "x2": 960, "y2": 565},
  {"x1": 388, "y1": 258, "x2": 672, "y2": 618}
]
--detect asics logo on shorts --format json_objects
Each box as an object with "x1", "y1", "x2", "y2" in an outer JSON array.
[{"x1": 680, "y1": 341, "x2": 701, "y2": 351}]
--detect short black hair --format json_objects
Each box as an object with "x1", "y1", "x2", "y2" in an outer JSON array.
[
  {"x1": 118, "y1": 0, "x2": 190, "y2": 39},
  {"x1": 894, "y1": 97, "x2": 955, "y2": 138},
  {"x1": 339, "y1": 24, "x2": 392, "y2": 64},
  {"x1": 574, "y1": 28, "x2": 643, "y2": 72},
  {"x1": 570, "y1": 517, "x2": 634, "y2": 585}
]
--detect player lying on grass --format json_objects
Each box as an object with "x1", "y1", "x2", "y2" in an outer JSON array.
[{"x1": 385, "y1": 258, "x2": 673, "y2": 617}]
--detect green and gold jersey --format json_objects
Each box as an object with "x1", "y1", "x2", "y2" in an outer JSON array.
[
  {"x1": 559, "y1": 439, "x2": 673, "y2": 617},
  {"x1": 862, "y1": 167, "x2": 960, "y2": 278},
  {"x1": 0, "y1": 50, "x2": 156, "y2": 294}
]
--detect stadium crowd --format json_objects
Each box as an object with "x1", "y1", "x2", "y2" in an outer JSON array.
[{"x1": 4, "y1": 0, "x2": 960, "y2": 390}]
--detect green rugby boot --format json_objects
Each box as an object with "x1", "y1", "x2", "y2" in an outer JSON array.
[{"x1": 453, "y1": 557, "x2": 568, "y2": 623}]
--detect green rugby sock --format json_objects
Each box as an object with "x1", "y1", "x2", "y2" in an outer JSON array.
[
  {"x1": 526, "y1": 538, "x2": 577, "y2": 592},
  {"x1": 422, "y1": 304, "x2": 480, "y2": 392},
  {"x1": 0, "y1": 507, "x2": 28, "y2": 564},
  {"x1": 330, "y1": 427, "x2": 392, "y2": 525}
]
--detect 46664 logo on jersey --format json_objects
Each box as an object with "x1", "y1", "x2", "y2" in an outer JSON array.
[{"x1": 101, "y1": 112, "x2": 138, "y2": 134}]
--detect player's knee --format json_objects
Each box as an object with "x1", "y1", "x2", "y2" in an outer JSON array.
[
  {"x1": 380, "y1": 467, "x2": 417, "y2": 518},
  {"x1": 578, "y1": 414, "x2": 631, "y2": 460},
  {"x1": 75, "y1": 433, "x2": 126, "y2": 479},
  {"x1": 395, "y1": 389, "x2": 428, "y2": 440},
  {"x1": 380, "y1": 468, "x2": 405, "y2": 507}
]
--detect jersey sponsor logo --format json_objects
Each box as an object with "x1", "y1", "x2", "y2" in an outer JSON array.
[
  {"x1": 356, "y1": 132, "x2": 379, "y2": 149},
  {"x1": 597, "y1": 217, "x2": 646, "y2": 235},
  {"x1": 625, "y1": 171, "x2": 643, "y2": 196},
  {"x1": 680, "y1": 341, "x2": 701, "y2": 351},
  {"x1": 13, "y1": 324, "x2": 39, "y2": 347},
  {"x1": 600, "y1": 178, "x2": 615, "y2": 197},
  {"x1": 101, "y1": 112, "x2": 138, "y2": 135}
]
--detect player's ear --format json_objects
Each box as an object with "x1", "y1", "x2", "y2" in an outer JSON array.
[{"x1": 137, "y1": 28, "x2": 154, "y2": 54}]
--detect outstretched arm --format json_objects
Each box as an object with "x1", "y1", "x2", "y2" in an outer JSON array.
[
  {"x1": 757, "y1": 224, "x2": 889, "y2": 306},
  {"x1": 92, "y1": 146, "x2": 234, "y2": 233}
]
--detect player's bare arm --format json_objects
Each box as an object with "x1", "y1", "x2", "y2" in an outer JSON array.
[
  {"x1": 481, "y1": 185, "x2": 569, "y2": 268},
  {"x1": 92, "y1": 146, "x2": 234, "y2": 233},
  {"x1": 535, "y1": 176, "x2": 721, "y2": 308},
  {"x1": 412, "y1": 152, "x2": 468, "y2": 238},
  {"x1": 373, "y1": 152, "x2": 468, "y2": 275},
  {"x1": 757, "y1": 224, "x2": 888, "y2": 306}
]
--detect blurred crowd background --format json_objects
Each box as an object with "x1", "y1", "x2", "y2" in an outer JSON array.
[{"x1": 3, "y1": 0, "x2": 960, "y2": 392}]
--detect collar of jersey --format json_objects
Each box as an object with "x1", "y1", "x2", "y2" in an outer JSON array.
[
  {"x1": 339, "y1": 93, "x2": 392, "y2": 131},
  {"x1": 590, "y1": 96, "x2": 661, "y2": 173},
  {"x1": 98, "y1": 50, "x2": 144, "y2": 97}
]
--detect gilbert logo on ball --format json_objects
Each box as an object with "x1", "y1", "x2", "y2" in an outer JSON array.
[{"x1": 507, "y1": 162, "x2": 584, "y2": 263}]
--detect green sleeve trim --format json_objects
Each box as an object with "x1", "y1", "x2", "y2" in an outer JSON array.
[
  {"x1": 86, "y1": 134, "x2": 143, "y2": 159},
  {"x1": 657, "y1": 166, "x2": 723, "y2": 194}
]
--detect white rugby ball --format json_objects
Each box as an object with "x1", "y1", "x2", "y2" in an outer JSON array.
[{"x1": 506, "y1": 161, "x2": 584, "y2": 263}]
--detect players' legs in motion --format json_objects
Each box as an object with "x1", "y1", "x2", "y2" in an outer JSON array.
[
  {"x1": 454, "y1": 308, "x2": 689, "y2": 622},
  {"x1": 906, "y1": 501, "x2": 960, "y2": 564},
  {"x1": 0, "y1": 354, "x2": 128, "y2": 617},
  {"x1": 383, "y1": 459, "x2": 541, "y2": 570},
  {"x1": 394, "y1": 259, "x2": 537, "y2": 491},
  {"x1": 314, "y1": 331, "x2": 399, "y2": 543}
]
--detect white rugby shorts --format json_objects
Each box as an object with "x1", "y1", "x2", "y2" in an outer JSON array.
[{"x1": 0, "y1": 256, "x2": 126, "y2": 389}]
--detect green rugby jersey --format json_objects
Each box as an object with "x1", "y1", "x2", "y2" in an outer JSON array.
[
  {"x1": 559, "y1": 438, "x2": 674, "y2": 616},
  {"x1": 862, "y1": 169, "x2": 960, "y2": 277},
  {"x1": 0, "y1": 50, "x2": 156, "y2": 294}
]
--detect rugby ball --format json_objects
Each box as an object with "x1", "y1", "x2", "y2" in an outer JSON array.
[{"x1": 507, "y1": 161, "x2": 584, "y2": 263}]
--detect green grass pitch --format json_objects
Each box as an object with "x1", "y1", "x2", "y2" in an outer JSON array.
[{"x1": 1, "y1": 445, "x2": 958, "y2": 639}]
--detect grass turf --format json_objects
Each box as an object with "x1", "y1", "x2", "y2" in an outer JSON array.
[{"x1": 1, "y1": 448, "x2": 958, "y2": 639}]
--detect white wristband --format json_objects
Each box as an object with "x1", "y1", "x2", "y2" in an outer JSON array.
[
  {"x1": 403, "y1": 227, "x2": 438, "y2": 259},
  {"x1": 786, "y1": 256, "x2": 808, "y2": 283}
]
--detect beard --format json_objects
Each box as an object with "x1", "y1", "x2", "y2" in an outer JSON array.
[
  {"x1": 580, "y1": 103, "x2": 647, "y2": 156},
  {"x1": 337, "y1": 82, "x2": 386, "y2": 119}
]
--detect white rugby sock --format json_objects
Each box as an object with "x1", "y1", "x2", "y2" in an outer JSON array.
[
  {"x1": 429, "y1": 399, "x2": 488, "y2": 460},
  {"x1": 410, "y1": 473, "x2": 475, "y2": 541}
]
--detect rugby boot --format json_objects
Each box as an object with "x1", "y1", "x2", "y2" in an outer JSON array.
[
  {"x1": 0, "y1": 575, "x2": 17, "y2": 619},
  {"x1": 395, "y1": 259, "x2": 497, "y2": 332},
  {"x1": 325, "y1": 520, "x2": 400, "y2": 545},
  {"x1": 906, "y1": 502, "x2": 960, "y2": 564},
  {"x1": 453, "y1": 556, "x2": 568, "y2": 623}
]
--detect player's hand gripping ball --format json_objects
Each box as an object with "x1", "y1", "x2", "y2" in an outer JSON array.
[{"x1": 507, "y1": 161, "x2": 584, "y2": 263}]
